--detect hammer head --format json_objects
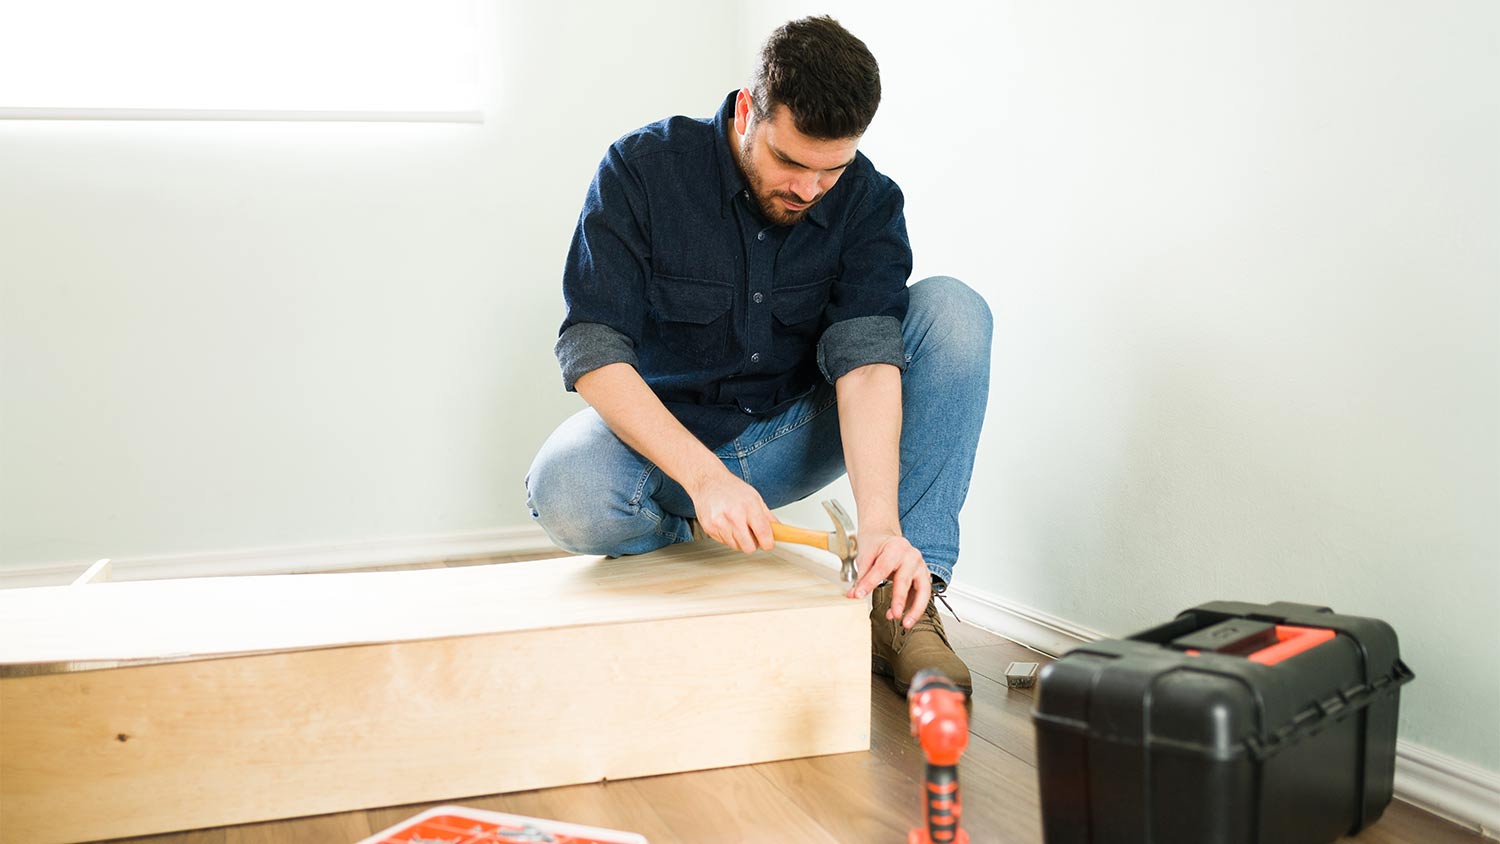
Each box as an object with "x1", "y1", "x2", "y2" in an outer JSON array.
[{"x1": 821, "y1": 499, "x2": 858, "y2": 582}]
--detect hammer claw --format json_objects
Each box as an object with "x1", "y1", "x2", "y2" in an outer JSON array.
[
  {"x1": 820, "y1": 499, "x2": 858, "y2": 583},
  {"x1": 766, "y1": 499, "x2": 859, "y2": 583}
]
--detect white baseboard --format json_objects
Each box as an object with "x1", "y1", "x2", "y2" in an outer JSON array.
[
  {"x1": 1394, "y1": 741, "x2": 1500, "y2": 837},
  {"x1": 0, "y1": 525, "x2": 556, "y2": 589},
  {"x1": 941, "y1": 580, "x2": 1108, "y2": 657},
  {"x1": 943, "y1": 581, "x2": 1500, "y2": 839}
]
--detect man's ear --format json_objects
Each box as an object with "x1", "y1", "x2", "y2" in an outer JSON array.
[{"x1": 733, "y1": 87, "x2": 753, "y2": 137}]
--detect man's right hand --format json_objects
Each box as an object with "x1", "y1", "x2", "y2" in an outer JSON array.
[
  {"x1": 688, "y1": 469, "x2": 776, "y2": 554},
  {"x1": 574, "y1": 364, "x2": 776, "y2": 554}
]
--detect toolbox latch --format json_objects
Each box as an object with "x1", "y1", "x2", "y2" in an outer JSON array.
[
  {"x1": 1244, "y1": 659, "x2": 1415, "y2": 761},
  {"x1": 1171, "y1": 620, "x2": 1336, "y2": 666}
]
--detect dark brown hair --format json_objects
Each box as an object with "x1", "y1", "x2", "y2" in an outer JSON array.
[{"x1": 751, "y1": 16, "x2": 881, "y2": 140}]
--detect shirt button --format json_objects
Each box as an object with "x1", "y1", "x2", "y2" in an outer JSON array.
[
  {"x1": 756, "y1": 231, "x2": 766, "y2": 241},
  {"x1": 752, "y1": 292, "x2": 764, "y2": 304},
  {"x1": 750, "y1": 352, "x2": 762, "y2": 363}
]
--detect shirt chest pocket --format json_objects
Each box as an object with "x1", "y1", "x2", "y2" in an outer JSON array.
[
  {"x1": 647, "y1": 273, "x2": 734, "y2": 359},
  {"x1": 771, "y1": 277, "x2": 832, "y2": 336}
]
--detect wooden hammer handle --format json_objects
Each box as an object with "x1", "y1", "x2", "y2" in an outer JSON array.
[{"x1": 771, "y1": 523, "x2": 830, "y2": 551}]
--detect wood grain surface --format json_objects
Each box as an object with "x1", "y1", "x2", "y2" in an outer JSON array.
[
  {"x1": 0, "y1": 542, "x2": 848, "y2": 666},
  {"x1": 0, "y1": 545, "x2": 868, "y2": 843}
]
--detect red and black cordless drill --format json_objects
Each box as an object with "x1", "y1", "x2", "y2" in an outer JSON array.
[{"x1": 907, "y1": 669, "x2": 971, "y2": 844}]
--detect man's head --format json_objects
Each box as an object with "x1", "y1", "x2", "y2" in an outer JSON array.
[{"x1": 730, "y1": 16, "x2": 881, "y2": 226}]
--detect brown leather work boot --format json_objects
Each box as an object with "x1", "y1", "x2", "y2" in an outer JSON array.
[{"x1": 870, "y1": 583, "x2": 974, "y2": 695}]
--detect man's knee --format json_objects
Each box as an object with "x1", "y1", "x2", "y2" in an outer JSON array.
[
  {"x1": 907, "y1": 275, "x2": 994, "y2": 366},
  {"x1": 527, "y1": 414, "x2": 618, "y2": 554},
  {"x1": 526, "y1": 413, "x2": 655, "y2": 556}
]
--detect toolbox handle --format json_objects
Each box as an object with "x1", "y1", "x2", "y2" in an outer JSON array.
[
  {"x1": 1177, "y1": 624, "x2": 1337, "y2": 665},
  {"x1": 1247, "y1": 625, "x2": 1336, "y2": 666}
]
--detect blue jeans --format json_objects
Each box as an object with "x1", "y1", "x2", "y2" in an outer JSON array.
[{"x1": 525, "y1": 276, "x2": 992, "y2": 586}]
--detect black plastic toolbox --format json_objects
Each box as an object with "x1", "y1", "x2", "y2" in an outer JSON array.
[{"x1": 1032, "y1": 601, "x2": 1415, "y2": 844}]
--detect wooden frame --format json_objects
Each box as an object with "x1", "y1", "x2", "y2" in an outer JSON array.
[{"x1": 0, "y1": 543, "x2": 869, "y2": 844}]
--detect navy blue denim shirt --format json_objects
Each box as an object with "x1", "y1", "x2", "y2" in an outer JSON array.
[{"x1": 555, "y1": 91, "x2": 913, "y2": 447}]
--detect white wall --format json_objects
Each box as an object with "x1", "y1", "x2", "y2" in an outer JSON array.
[
  {"x1": 0, "y1": 1, "x2": 739, "y2": 566},
  {"x1": 745, "y1": 0, "x2": 1500, "y2": 775}
]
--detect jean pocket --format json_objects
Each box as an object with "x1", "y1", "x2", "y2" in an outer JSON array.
[{"x1": 647, "y1": 273, "x2": 734, "y2": 358}]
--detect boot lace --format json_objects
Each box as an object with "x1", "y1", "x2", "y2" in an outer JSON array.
[
  {"x1": 894, "y1": 592, "x2": 953, "y2": 650},
  {"x1": 934, "y1": 591, "x2": 962, "y2": 624}
]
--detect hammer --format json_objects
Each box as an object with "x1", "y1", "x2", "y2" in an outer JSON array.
[{"x1": 770, "y1": 499, "x2": 859, "y2": 583}]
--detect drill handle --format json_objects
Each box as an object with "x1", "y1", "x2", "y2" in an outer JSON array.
[{"x1": 922, "y1": 762, "x2": 967, "y2": 844}]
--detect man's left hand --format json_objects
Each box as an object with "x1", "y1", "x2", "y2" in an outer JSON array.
[{"x1": 846, "y1": 532, "x2": 931, "y2": 629}]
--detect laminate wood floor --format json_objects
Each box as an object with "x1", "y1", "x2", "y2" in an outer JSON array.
[{"x1": 101, "y1": 552, "x2": 1484, "y2": 844}]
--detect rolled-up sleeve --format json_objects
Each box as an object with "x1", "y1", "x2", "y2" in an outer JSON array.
[
  {"x1": 816, "y1": 172, "x2": 913, "y2": 382},
  {"x1": 555, "y1": 143, "x2": 651, "y2": 391},
  {"x1": 816, "y1": 314, "x2": 906, "y2": 382},
  {"x1": 555, "y1": 322, "x2": 639, "y2": 390}
]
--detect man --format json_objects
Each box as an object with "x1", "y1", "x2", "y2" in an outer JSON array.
[{"x1": 526, "y1": 16, "x2": 991, "y2": 693}]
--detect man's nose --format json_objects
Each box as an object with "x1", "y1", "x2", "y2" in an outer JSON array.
[{"x1": 791, "y1": 173, "x2": 820, "y2": 202}]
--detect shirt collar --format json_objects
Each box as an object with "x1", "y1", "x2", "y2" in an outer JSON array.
[
  {"x1": 714, "y1": 91, "x2": 746, "y2": 216},
  {"x1": 713, "y1": 90, "x2": 833, "y2": 229}
]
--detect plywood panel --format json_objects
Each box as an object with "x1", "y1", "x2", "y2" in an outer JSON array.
[
  {"x1": 1, "y1": 603, "x2": 868, "y2": 844},
  {"x1": 0, "y1": 544, "x2": 868, "y2": 844},
  {"x1": 0, "y1": 543, "x2": 847, "y2": 665}
]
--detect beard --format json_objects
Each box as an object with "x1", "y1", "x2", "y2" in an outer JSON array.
[
  {"x1": 736, "y1": 130, "x2": 822, "y2": 226},
  {"x1": 751, "y1": 186, "x2": 818, "y2": 226}
]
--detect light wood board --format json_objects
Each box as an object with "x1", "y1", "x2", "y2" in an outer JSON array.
[
  {"x1": 0, "y1": 541, "x2": 845, "y2": 666},
  {"x1": 0, "y1": 543, "x2": 870, "y2": 844}
]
